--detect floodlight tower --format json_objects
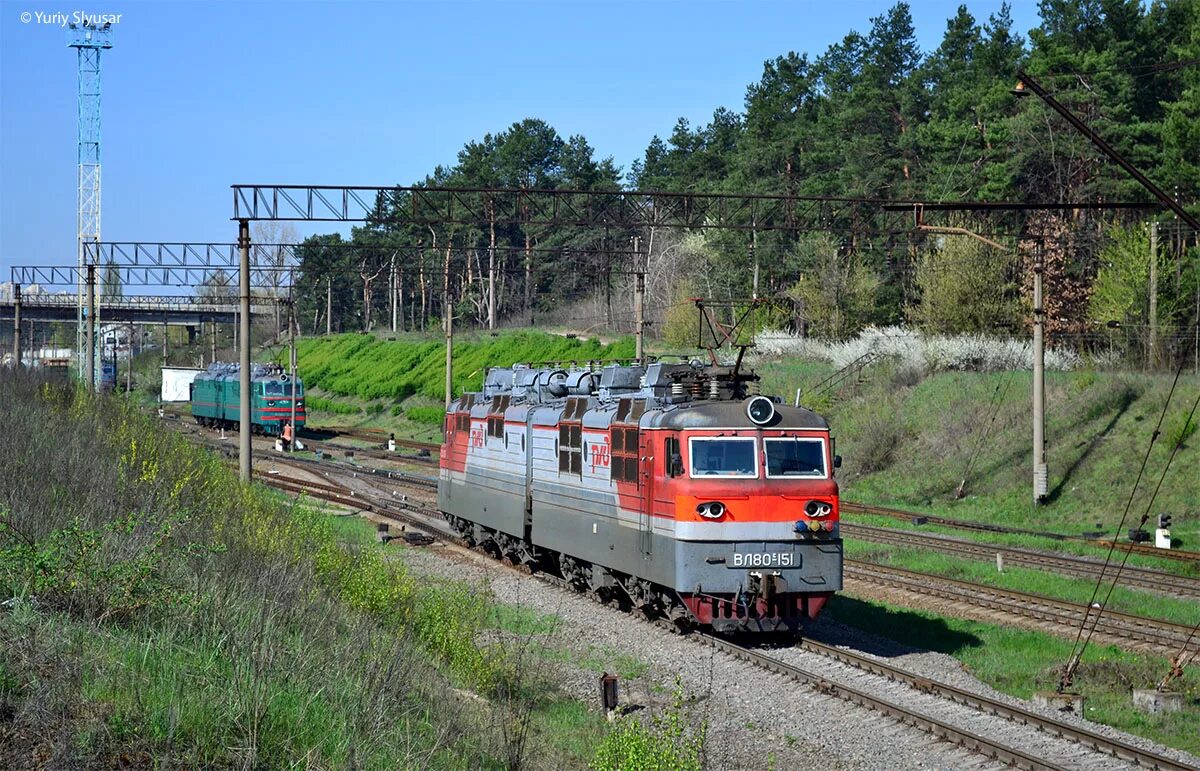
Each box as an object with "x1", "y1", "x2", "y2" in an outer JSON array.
[{"x1": 69, "y1": 21, "x2": 113, "y2": 382}]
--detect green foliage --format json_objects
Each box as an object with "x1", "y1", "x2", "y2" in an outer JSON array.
[
  {"x1": 405, "y1": 406, "x2": 447, "y2": 425},
  {"x1": 0, "y1": 513, "x2": 209, "y2": 624},
  {"x1": 293, "y1": 330, "x2": 634, "y2": 402},
  {"x1": 1090, "y1": 225, "x2": 1154, "y2": 327},
  {"x1": 305, "y1": 395, "x2": 361, "y2": 415},
  {"x1": 785, "y1": 233, "x2": 880, "y2": 339},
  {"x1": 591, "y1": 681, "x2": 706, "y2": 771},
  {"x1": 0, "y1": 374, "x2": 600, "y2": 768},
  {"x1": 662, "y1": 278, "x2": 700, "y2": 349},
  {"x1": 909, "y1": 232, "x2": 1020, "y2": 334}
]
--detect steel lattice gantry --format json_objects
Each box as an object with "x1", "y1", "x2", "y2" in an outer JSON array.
[{"x1": 230, "y1": 184, "x2": 903, "y2": 230}]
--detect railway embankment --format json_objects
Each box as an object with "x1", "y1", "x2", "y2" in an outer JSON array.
[{"x1": 0, "y1": 372, "x2": 693, "y2": 769}]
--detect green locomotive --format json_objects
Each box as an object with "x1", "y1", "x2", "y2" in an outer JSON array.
[{"x1": 190, "y1": 362, "x2": 306, "y2": 435}]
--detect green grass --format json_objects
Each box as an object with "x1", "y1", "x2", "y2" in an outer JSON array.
[
  {"x1": 755, "y1": 362, "x2": 1200, "y2": 546},
  {"x1": 0, "y1": 375, "x2": 613, "y2": 769},
  {"x1": 827, "y1": 595, "x2": 1200, "y2": 755},
  {"x1": 847, "y1": 513, "x2": 1200, "y2": 577},
  {"x1": 288, "y1": 330, "x2": 635, "y2": 404},
  {"x1": 845, "y1": 540, "x2": 1200, "y2": 626}
]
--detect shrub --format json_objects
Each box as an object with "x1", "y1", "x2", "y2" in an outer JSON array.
[
  {"x1": 846, "y1": 400, "x2": 910, "y2": 476},
  {"x1": 405, "y1": 406, "x2": 447, "y2": 425},
  {"x1": 305, "y1": 396, "x2": 360, "y2": 415},
  {"x1": 754, "y1": 326, "x2": 1083, "y2": 372},
  {"x1": 591, "y1": 681, "x2": 705, "y2": 771}
]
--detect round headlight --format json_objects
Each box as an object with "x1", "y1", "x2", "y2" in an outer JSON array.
[
  {"x1": 696, "y1": 501, "x2": 726, "y2": 519},
  {"x1": 746, "y1": 396, "x2": 775, "y2": 426},
  {"x1": 805, "y1": 500, "x2": 833, "y2": 518}
]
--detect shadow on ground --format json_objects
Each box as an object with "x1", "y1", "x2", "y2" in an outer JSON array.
[{"x1": 804, "y1": 595, "x2": 984, "y2": 658}]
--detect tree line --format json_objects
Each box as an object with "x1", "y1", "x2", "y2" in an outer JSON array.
[{"x1": 282, "y1": 1, "x2": 1198, "y2": 363}]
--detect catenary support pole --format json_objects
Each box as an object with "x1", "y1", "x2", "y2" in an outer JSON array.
[
  {"x1": 86, "y1": 264, "x2": 96, "y2": 392},
  {"x1": 289, "y1": 299, "x2": 297, "y2": 455},
  {"x1": 633, "y1": 237, "x2": 645, "y2": 365},
  {"x1": 326, "y1": 276, "x2": 332, "y2": 336},
  {"x1": 126, "y1": 322, "x2": 133, "y2": 393},
  {"x1": 444, "y1": 268, "x2": 453, "y2": 411},
  {"x1": 1149, "y1": 222, "x2": 1158, "y2": 369},
  {"x1": 12, "y1": 284, "x2": 21, "y2": 370},
  {"x1": 238, "y1": 219, "x2": 252, "y2": 482},
  {"x1": 1032, "y1": 242, "x2": 1047, "y2": 503}
]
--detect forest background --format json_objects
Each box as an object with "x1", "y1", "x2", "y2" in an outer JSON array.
[{"x1": 206, "y1": 1, "x2": 1199, "y2": 367}]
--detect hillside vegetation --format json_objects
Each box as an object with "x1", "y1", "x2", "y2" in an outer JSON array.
[
  {"x1": 757, "y1": 357, "x2": 1199, "y2": 544},
  {"x1": 287, "y1": 331, "x2": 634, "y2": 437},
  {"x1": 0, "y1": 372, "x2": 625, "y2": 768}
]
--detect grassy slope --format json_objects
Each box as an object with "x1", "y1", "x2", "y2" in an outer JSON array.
[
  {"x1": 288, "y1": 330, "x2": 635, "y2": 437},
  {"x1": 756, "y1": 361, "x2": 1199, "y2": 545}
]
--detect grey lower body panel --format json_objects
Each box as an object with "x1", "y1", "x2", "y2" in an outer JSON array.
[
  {"x1": 441, "y1": 469, "x2": 843, "y2": 597},
  {"x1": 440, "y1": 466, "x2": 526, "y2": 538}
]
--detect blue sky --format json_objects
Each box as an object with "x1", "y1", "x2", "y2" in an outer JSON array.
[{"x1": 0, "y1": 0, "x2": 1040, "y2": 275}]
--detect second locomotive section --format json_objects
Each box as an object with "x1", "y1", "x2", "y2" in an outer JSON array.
[{"x1": 439, "y1": 360, "x2": 843, "y2": 632}]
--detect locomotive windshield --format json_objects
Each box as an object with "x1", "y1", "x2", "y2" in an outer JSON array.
[
  {"x1": 689, "y1": 437, "x2": 758, "y2": 477},
  {"x1": 262, "y1": 381, "x2": 303, "y2": 396},
  {"x1": 765, "y1": 438, "x2": 826, "y2": 478}
]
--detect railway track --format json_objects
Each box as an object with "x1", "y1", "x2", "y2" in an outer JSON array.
[
  {"x1": 251, "y1": 463, "x2": 1196, "y2": 771},
  {"x1": 843, "y1": 523, "x2": 1200, "y2": 599},
  {"x1": 843, "y1": 501, "x2": 1200, "y2": 566},
  {"x1": 845, "y1": 559, "x2": 1199, "y2": 654},
  {"x1": 702, "y1": 633, "x2": 1197, "y2": 771},
  {"x1": 169, "y1": 423, "x2": 1198, "y2": 767}
]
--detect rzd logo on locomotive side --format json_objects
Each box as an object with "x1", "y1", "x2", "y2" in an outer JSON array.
[
  {"x1": 470, "y1": 427, "x2": 485, "y2": 449},
  {"x1": 589, "y1": 440, "x2": 610, "y2": 473}
]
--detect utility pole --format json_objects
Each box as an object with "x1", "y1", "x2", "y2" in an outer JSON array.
[
  {"x1": 12, "y1": 284, "x2": 21, "y2": 370},
  {"x1": 161, "y1": 320, "x2": 168, "y2": 369},
  {"x1": 238, "y1": 219, "x2": 252, "y2": 482},
  {"x1": 1032, "y1": 242, "x2": 1047, "y2": 503},
  {"x1": 444, "y1": 262, "x2": 453, "y2": 410},
  {"x1": 390, "y1": 255, "x2": 398, "y2": 333},
  {"x1": 1149, "y1": 222, "x2": 1158, "y2": 369},
  {"x1": 751, "y1": 224, "x2": 759, "y2": 300},
  {"x1": 125, "y1": 322, "x2": 133, "y2": 393},
  {"x1": 633, "y1": 236, "x2": 645, "y2": 365},
  {"x1": 86, "y1": 264, "x2": 96, "y2": 392},
  {"x1": 326, "y1": 276, "x2": 332, "y2": 335},
  {"x1": 289, "y1": 298, "x2": 297, "y2": 455}
]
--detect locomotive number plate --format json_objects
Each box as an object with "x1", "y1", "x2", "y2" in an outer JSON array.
[{"x1": 730, "y1": 551, "x2": 797, "y2": 569}]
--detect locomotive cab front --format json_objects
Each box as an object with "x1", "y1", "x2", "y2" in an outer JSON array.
[{"x1": 649, "y1": 398, "x2": 843, "y2": 631}]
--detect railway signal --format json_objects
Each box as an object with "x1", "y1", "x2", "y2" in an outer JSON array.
[{"x1": 1156, "y1": 513, "x2": 1172, "y2": 550}]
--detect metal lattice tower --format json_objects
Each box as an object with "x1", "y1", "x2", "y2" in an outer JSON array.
[{"x1": 69, "y1": 22, "x2": 113, "y2": 379}]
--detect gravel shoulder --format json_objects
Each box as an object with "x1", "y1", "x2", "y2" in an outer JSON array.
[{"x1": 391, "y1": 543, "x2": 1100, "y2": 771}]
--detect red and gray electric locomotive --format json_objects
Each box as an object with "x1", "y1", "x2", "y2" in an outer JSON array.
[{"x1": 439, "y1": 360, "x2": 842, "y2": 632}]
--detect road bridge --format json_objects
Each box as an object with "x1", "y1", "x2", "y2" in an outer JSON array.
[{"x1": 0, "y1": 295, "x2": 272, "y2": 325}]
